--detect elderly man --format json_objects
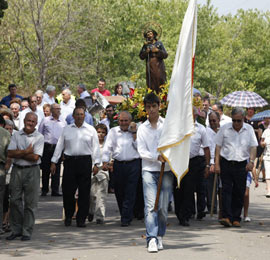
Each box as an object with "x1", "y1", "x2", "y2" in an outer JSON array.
[
  {"x1": 215, "y1": 107, "x2": 257, "y2": 227},
  {"x1": 60, "y1": 88, "x2": 76, "y2": 120},
  {"x1": 35, "y1": 90, "x2": 45, "y2": 110},
  {"x1": 212, "y1": 102, "x2": 231, "y2": 127},
  {"x1": 19, "y1": 95, "x2": 44, "y2": 130},
  {"x1": 174, "y1": 107, "x2": 210, "y2": 227},
  {"x1": 6, "y1": 112, "x2": 44, "y2": 241},
  {"x1": 77, "y1": 84, "x2": 90, "y2": 99},
  {"x1": 91, "y1": 78, "x2": 111, "y2": 96},
  {"x1": 39, "y1": 104, "x2": 66, "y2": 196},
  {"x1": 0, "y1": 115, "x2": 11, "y2": 235},
  {"x1": 21, "y1": 99, "x2": 29, "y2": 110},
  {"x1": 103, "y1": 111, "x2": 140, "y2": 227},
  {"x1": 43, "y1": 85, "x2": 56, "y2": 105},
  {"x1": 205, "y1": 111, "x2": 220, "y2": 214},
  {"x1": 10, "y1": 102, "x2": 20, "y2": 129},
  {"x1": 51, "y1": 107, "x2": 101, "y2": 227},
  {"x1": 0, "y1": 84, "x2": 23, "y2": 108}
]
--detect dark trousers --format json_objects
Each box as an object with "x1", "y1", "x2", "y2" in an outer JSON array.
[
  {"x1": 62, "y1": 155, "x2": 92, "y2": 223},
  {"x1": 113, "y1": 159, "x2": 140, "y2": 224},
  {"x1": 133, "y1": 165, "x2": 144, "y2": 219},
  {"x1": 41, "y1": 143, "x2": 61, "y2": 194},
  {"x1": 174, "y1": 156, "x2": 205, "y2": 221},
  {"x1": 220, "y1": 157, "x2": 247, "y2": 222}
]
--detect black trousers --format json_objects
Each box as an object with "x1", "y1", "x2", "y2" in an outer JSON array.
[
  {"x1": 133, "y1": 162, "x2": 144, "y2": 219},
  {"x1": 113, "y1": 159, "x2": 140, "y2": 224},
  {"x1": 41, "y1": 143, "x2": 61, "y2": 194},
  {"x1": 62, "y1": 155, "x2": 92, "y2": 223},
  {"x1": 174, "y1": 156, "x2": 206, "y2": 221},
  {"x1": 220, "y1": 157, "x2": 247, "y2": 222}
]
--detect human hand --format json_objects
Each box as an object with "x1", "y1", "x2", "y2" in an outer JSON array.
[
  {"x1": 93, "y1": 165, "x2": 99, "y2": 175},
  {"x1": 50, "y1": 163, "x2": 56, "y2": 175},
  {"x1": 246, "y1": 162, "x2": 254, "y2": 172},
  {"x1": 215, "y1": 164, "x2": 221, "y2": 174},
  {"x1": 158, "y1": 155, "x2": 165, "y2": 163},
  {"x1": 151, "y1": 47, "x2": 159, "y2": 53},
  {"x1": 25, "y1": 144, "x2": 34, "y2": 154},
  {"x1": 210, "y1": 164, "x2": 215, "y2": 174}
]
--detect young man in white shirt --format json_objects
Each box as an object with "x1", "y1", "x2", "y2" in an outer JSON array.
[{"x1": 137, "y1": 93, "x2": 174, "y2": 253}]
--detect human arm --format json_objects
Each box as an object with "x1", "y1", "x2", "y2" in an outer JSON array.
[
  {"x1": 203, "y1": 147, "x2": 210, "y2": 178},
  {"x1": 246, "y1": 146, "x2": 257, "y2": 171},
  {"x1": 214, "y1": 145, "x2": 221, "y2": 174}
]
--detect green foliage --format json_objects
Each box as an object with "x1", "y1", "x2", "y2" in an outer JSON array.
[{"x1": 0, "y1": 0, "x2": 270, "y2": 104}]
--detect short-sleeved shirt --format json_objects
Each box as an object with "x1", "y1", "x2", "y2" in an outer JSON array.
[
  {"x1": 0, "y1": 94, "x2": 23, "y2": 107},
  {"x1": 262, "y1": 128, "x2": 270, "y2": 161},
  {"x1": 8, "y1": 129, "x2": 44, "y2": 166},
  {"x1": 91, "y1": 88, "x2": 111, "y2": 96},
  {"x1": 190, "y1": 122, "x2": 210, "y2": 159},
  {"x1": 0, "y1": 127, "x2": 11, "y2": 164},
  {"x1": 215, "y1": 122, "x2": 258, "y2": 162}
]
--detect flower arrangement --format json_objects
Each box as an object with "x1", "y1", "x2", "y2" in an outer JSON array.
[{"x1": 117, "y1": 82, "x2": 170, "y2": 122}]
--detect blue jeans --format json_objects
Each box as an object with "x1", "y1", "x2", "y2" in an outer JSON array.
[{"x1": 142, "y1": 170, "x2": 174, "y2": 243}]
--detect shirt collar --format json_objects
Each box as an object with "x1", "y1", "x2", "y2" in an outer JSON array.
[
  {"x1": 19, "y1": 129, "x2": 37, "y2": 137},
  {"x1": 49, "y1": 115, "x2": 61, "y2": 122},
  {"x1": 71, "y1": 121, "x2": 87, "y2": 128},
  {"x1": 145, "y1": 116, "x2": 164, "y2": 127},
  {"x1": 228, "y1": 122, "x2": 247, "y2": 132}
]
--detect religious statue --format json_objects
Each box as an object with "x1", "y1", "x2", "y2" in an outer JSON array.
[{"x1": 139, "y1": 29, "x2": 168, "y2": 93}]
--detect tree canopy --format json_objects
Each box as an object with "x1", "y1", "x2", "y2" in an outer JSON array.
[{"x1": 0, "y1": 0, "x2": 269, "y2": 103}]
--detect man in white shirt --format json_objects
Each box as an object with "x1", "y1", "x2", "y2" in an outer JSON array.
[
  {"x1": 60, "y1": 88, "x2": 75, "y2": 120},
  {"x1": 102, "y1": 111, "x2": 140, "y2": 227},
  {"x1": 51, "y1": 107, "x2": 100, "y2": 228},
  {"x1": 19, "y1": 95, "x2": 44, "y2": 130},
  {"x1": 77, "y1": 84, "x2": 90, "y2": 99},
  {"x1": 212, "y1": 102, "x2": 231, "y2": 127},
  {"x1": 174, "y1": 107, "x2": 210, "y2": 227},
  {"x1": 137, "y1": 93, "x2": 174, "y2": 253},
  {"x1": 39, "y1": 104, "x2": 66, "y2": 197},
  {"x1": 205, "y1": 111, "x2": 220, "y2": 215},
  {"x1": 43, "y1": 85, "x2": 56, "y2": 105},
  {"x1": 215, "y1": 107, "x2": 257, "y2": 227},
  {"x1": 35, "y1": 90, "x2": 45, "y2": 110},
  {"x1": 10, "y1": 102, "x2": 20, "y2": 129}
]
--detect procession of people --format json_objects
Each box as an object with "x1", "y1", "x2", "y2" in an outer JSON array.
[{"x1": 0, "y1": 78, "x2": 269, "y2": 253}]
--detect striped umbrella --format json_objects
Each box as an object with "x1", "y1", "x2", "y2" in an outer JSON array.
[
  {"x1": 251, "y1": 110, "x2": 270, "y2": 121},
  {"x1": 220, "y1": 91, "x2": 268, "y2": 108}
]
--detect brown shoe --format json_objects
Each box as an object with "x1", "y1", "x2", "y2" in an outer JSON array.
[
  {"x1": 232, "y1": 221, "x2": 241, "y2": 227},
  {"x1": 219, "y1": 218, "x2": 232, "y2": 227}
]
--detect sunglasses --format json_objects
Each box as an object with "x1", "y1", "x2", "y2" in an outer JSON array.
[{"x1": 232, "y1": 119, "x2": 242, "y2": 123}]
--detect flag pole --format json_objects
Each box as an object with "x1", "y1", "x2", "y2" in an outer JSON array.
[
  {"x1": 154, "y1": 162, "x2": 165, "y2": 212},
  {"x1": 210, "y1": 172, "x2": 218, "y2": 217}
]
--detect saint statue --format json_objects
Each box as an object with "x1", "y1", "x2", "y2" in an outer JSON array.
[{"x1": 139, "y1": 29, "x2": 168, "y2": 93}]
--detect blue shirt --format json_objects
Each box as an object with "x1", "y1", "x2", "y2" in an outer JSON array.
[
  {"x1": 65, "y1": 111, "x2": 93, "y2": 126},
  {"x1": 0, "y1": 94, "x2": 23, "y2": 107}
]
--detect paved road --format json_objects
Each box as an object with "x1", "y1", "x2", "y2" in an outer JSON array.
[{"x1": 0, "y1": 181, "x2": 269, "y2": 260}]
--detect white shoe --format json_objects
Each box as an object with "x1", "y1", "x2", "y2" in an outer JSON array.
[
  {"x1": 148, "y1": 238, "x2": 158, "y2": 253},
  {"x1": 244, "y1": 217, "x2": 251, "y2": 222},
  {"x1": 157, "y1": 236, "x2": 163, "y2": 250}
]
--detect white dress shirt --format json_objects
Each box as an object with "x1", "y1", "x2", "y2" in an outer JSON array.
[
  {"x1": 262, "y1": 128, "x2": 270, "y2": 161},
  {"x1": 102, "y1": 126, "x2": 139, "y2": 162},
  {"x1": 43, "y1": 93, "x2": 55, "y2": 105},
  {"x1": 206, "y1": 127, "x2": 217, "y2": 165},
  {"x1": 8, "y1": 129, "x2": 44, "y2": 166},
  {"x1": 19, "y1": 107, "x2": 45, "y2": 130},
  {"x1": 190, "y1": 122, "x2": 210, "y2": 159},
  {"x1": 37, "y1": 101, "x2": 45, "y2": 110},
  {"x1": 137, "y1": 117, "x2": 170, "y2": 172},
  {"x1": 220, "y1": 114, "x2": 232, "y2": 127},
  {"x1": 51, "y1": 122, "x2": 101, "y2": 165},
  {"x1": 38, "y1": 116, "x2": 66, "y2": 144},
  {"x1": 13, "y1": 113, "x2": 20, "y2": 129},
  {"x1": 60, "y1": 99, "x2": 76, "y2": 120},
  {"x1": 215, "y1": 122, "x2": 258, "y2": 161}
]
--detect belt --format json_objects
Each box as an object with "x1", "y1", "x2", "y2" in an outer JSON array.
[
  {"x1": 44, "y1": 142, "x2": 57, "y2": 149},
  {"x1": 114, "y1": 158, "x2": 139, "y2": 164},
  {"x1": 221, "y1": 157, "x2": 247, "y2": 165},
  {"x1": 13, "y1": 164, "x2": 39, "y2": 169},
  {"x1": 64, "y1": 154, "x2": 91, "y2": 160}
]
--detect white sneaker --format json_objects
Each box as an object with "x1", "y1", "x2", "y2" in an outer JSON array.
[
  {"x1": 244, "y1": 217, "x2": 251, "y2": 222},
  {"x1": 148, "y1": 238, "x2": 158, "y2": 253},
  {"x1": 157, "y1": 236, "x2": 163, "y2": 250}
]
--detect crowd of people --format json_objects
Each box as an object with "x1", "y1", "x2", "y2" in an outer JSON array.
[{"x1": 0, "y1": 80, "x2": 269, "y2": 253}]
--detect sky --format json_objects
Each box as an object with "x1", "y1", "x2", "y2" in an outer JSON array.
[{"x1": 197, "y1": 0, "x2": 270, "y2": 15}]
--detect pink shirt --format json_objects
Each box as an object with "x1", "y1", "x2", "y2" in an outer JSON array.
[{"x1": 91, "y1": 88, "x2": 111, "y2": 96}]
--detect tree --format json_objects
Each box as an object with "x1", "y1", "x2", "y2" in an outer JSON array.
[{"x1": 0, "y1": 0, "x2": 8, "y2": 20}]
